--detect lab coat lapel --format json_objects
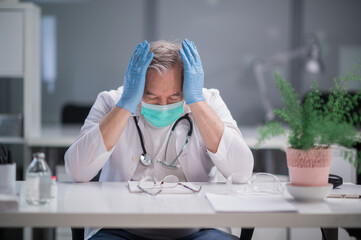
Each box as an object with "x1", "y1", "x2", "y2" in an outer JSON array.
[{"x1": 123, "y1": 115, "x2": 146, "y2": 181}]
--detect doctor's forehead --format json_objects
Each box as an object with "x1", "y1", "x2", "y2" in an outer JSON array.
[{"x1": 145, "y1": 66, "x2": 182, "y2": 92}]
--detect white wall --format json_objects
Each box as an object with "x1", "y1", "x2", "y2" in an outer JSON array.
[
  {"x1": 24, "y1": 0, "x2": 361, "y2": 126},
  {"x1": 301, "y1": 0, "x2": 361, "y2": 95},
  {"x1": 38, "y1": 0, "x2": 147, "y2": 123},
  {"x1": 157, "y1": 0, "x2": 291, "y2": 125},
  {"x1": 33, "y1": 0, "x2": 292, "y2": 124}
]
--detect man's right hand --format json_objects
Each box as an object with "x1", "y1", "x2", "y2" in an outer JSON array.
[{"x1": 116, "y1": 40, "x2": 153, "y2": 114}]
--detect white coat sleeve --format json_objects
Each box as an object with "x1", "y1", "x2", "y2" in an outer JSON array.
[
  {"x1": 64, "y1": 91, "x2": 117, "y2": 182},
  {"x1": 205, "y1": 89, "x2": 254, "y2": 183}
]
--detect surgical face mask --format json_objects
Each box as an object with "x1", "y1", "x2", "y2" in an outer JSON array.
[{"x1": 141, "y1": 101, "x2": 184, "y2": 128}]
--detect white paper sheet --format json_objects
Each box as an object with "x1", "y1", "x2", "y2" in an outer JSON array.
[
  {"x1": 206, "y1": 193, "x2": 297, "y2": 212},
  {"x1": 331, "y1": 183, "x2": 361, "y2": 195},
  {"x1": 128, "y1": 181, "x2": 201, "y2": 194}
]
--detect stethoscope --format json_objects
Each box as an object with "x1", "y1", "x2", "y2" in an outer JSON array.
[{"x1": 133, "y1": 113, "x2": 193, "y2": 168}]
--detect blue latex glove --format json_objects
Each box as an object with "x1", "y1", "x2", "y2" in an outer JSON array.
[
  {"x1": 116, "y1": 41, "x2": 153, "y2": 114},
  {"x1": 179, "y1": 39, "x2": 205, "y2": 105}
]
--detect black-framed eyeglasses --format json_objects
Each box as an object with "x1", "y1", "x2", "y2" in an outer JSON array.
[{"x1": 137, "y1": 175, "x2": 202, "y2": 196}]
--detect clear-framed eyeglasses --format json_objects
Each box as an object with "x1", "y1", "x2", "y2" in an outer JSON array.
[
  {"x1": 245, "y1": 172, "x2": 284, "y2": 194},
  {"x1": 137, "y1": 175, "x2": 202, "y2": 196},
  {"x1": 227, "y1": 172, "x2": 284, "y2": 195}
]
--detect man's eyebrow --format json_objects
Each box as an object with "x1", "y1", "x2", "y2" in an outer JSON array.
[
  {"x1": 144, "y1": 91, "x2": 182, "y2": 97},
  {"x1": 144, "y1": 90, "x2": 156, "y2": 96},
  {"x1": 170, "y1": 92, "x2": 182, "y2": 97}
]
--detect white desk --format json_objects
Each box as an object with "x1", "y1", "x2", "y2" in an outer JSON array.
[{"x1": 1, "y1": 181, "x2": 361, "y2": 229}]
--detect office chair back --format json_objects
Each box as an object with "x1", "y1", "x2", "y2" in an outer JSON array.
[{"x1": 61, "y1": 104, "x2": 92, "y2": 124}]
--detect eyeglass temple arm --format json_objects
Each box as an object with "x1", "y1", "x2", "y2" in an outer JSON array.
[
  {"x1": 178, "y1": 183, "x2": 202, "y2": 193},
  {"x1": 137, "y1": 185, "x2": 162, "y2": 196}
]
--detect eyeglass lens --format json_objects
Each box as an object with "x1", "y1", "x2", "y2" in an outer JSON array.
[
  {"x1": 161, "y1": 175, "x2": 179, "y2": 188},
  {"x1": 139, "y1": 176, "x2": 156, "y2": 189}
]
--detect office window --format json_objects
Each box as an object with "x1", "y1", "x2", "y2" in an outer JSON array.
[{"x1": 41, "y1": 15, "x2": 57, "y2": 93}]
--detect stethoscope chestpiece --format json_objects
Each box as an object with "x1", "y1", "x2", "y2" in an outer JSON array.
[{"x1": 139, "y1": 153, "x2": 152, "y2": 167}]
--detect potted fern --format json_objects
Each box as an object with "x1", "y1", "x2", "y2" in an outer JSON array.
[{"x1": 257, "y1": 63, "x2": 361, "y2": 187}]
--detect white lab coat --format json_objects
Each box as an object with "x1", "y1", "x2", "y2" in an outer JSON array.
[{"x1": 64, "y1": 87, "x2": 254, "y2": 239}]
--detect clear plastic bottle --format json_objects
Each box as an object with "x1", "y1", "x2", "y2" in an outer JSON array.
[{"x1": 26, "y1": 152, "x2": 52, "y2": 205}]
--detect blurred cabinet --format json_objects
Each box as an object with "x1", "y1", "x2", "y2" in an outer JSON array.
[
  {"x1": 0, "y1": 2, "x2": 41, "y2": 141},
  {"x1": 0, "y1": 4, "x2": 41, "y2": 240},
  {"x1": 0, "y1": 10, "x2": 23, "y2": 75}
]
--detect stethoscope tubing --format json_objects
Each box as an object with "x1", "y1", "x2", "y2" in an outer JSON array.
[
  {"x1": 133, "y1": 113, "x2": 193, "y2": 168},
  {"x1": 133, "y1": 117, "x2": 148, "y2": 155},
  {"x1": 171, "y1": 114, "x2": 193, "y2": 136}
]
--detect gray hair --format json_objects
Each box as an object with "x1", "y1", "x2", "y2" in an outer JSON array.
[{"x1": 147, "y1": 40, "x2": 183, "y2": 76}]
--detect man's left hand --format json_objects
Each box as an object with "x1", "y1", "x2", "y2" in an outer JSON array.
[{"x1": 179, "y1": 39, "x2": 205, "y2": 105}]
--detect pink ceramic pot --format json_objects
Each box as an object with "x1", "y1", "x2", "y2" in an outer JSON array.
[{"x1": 286, "y1": 147, "x2": 332, "y2": 187}]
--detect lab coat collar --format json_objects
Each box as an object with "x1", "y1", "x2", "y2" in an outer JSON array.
[
  {"x1": 134, "y1": 104, "x2": 142, "y2": 116},
  {"x1": 183, "y1": 102, "x2": 191, "y2": 114}
]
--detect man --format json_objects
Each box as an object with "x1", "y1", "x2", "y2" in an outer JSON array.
[{"x1": 65, "y1": 39, "x2": 254, "y2": 240}]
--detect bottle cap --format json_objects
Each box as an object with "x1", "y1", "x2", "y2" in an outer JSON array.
[
  {"x1": 51, "y1": 176, "x2": 57, "y2": 181},
  {"x1": 33, "y1": 152, "x2": 45, "y2": 159}
]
